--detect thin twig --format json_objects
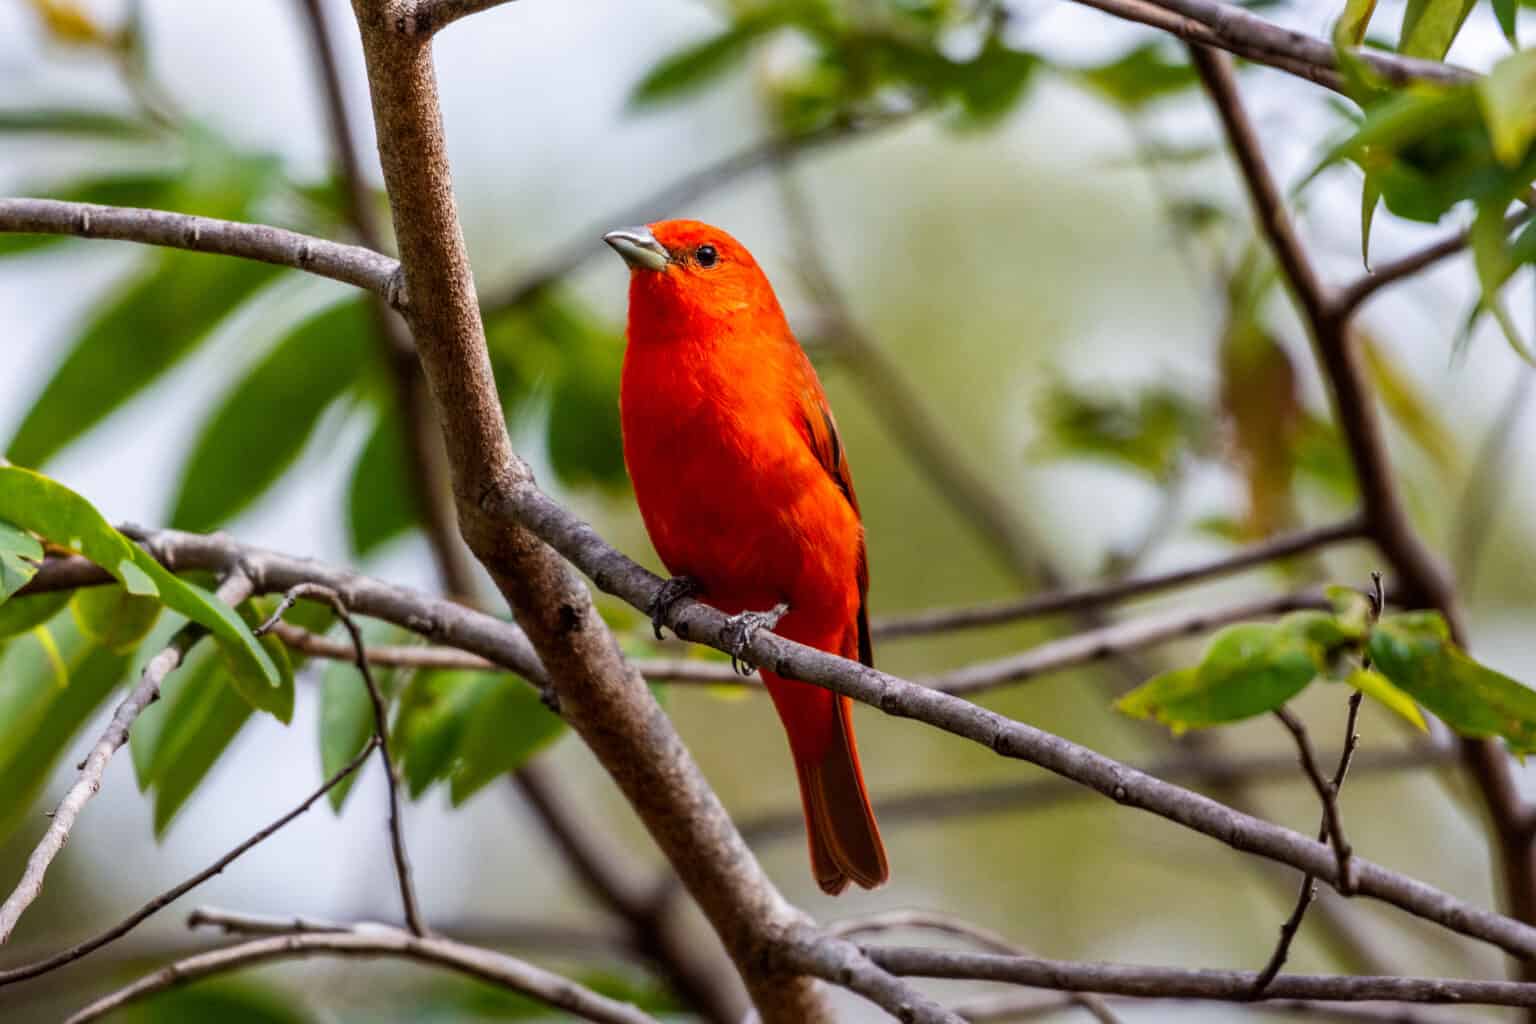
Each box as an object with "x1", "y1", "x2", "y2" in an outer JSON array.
[
  {"x1": 63, "y1": 923, "x2": 660, "y2": 1024},
  {"x1": 0, "y1": 572, "x2": 253, "y2": 946},
  {"x1": 1273, "y1": 707, "x2": 1356, "y2": 895},
  {"x1": 255, "y1": 584, "x2": 426, "y2": 936},
  {"x1": 1333, "y1": 206, "x2": 1536, "y2": 319},
  {"x1": 876, "y1": 519, "x2": 1365, "y2": 639},
  {"x1": 0, "y1": 738, "x2": 375, "y2": 988},
  {"x1": 952, "y1": 989, "x2": 1488, "y2": 1023}
]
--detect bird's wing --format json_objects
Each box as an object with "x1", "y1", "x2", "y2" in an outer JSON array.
[{"x1": 796, "y1": 377, "x2": 874, "y2": 669}]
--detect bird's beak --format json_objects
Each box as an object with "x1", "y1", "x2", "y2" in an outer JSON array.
[{"x1": 603, "y1": 226, "x2": 670, "y2": 273}]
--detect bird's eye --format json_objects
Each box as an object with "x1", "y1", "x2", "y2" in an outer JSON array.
[{"x1": 695, "y1": 245, "x2": 718, "y2": 268}]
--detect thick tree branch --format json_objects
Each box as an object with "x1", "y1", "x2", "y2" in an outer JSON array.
[
  {"x1": 867, "y1": 946, "x2": 1536, "y2": 1009},
  {"x1": 0, "y1": 198, "x2": 402, "y2": 304},
  {"x1": 63, "y1": 925, "x2": 660, "y2": 1024},
  {"x1": 0, "y1": 739, "x2": 375, "y2": 989},
  {"x1": 393, "y1": 0, "x2": 522, "y2": 37},
  {"x1": 0, "y1": 572, "x2": 253, "y2": 946},
  {"x1": 875, "y1": 519, "x2": 1364, "y2": 639},
  {"x1": 345, "y1": 8, "x2": 824, "y2": 1019}
]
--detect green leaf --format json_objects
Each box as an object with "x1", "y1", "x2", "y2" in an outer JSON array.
[
  {"x1": 630, "y1": 14, "x2": 787, "y2": 108},
  {"x1": 0, "y1": 614, "x2": 130, "y2": 842},
  {"x1": 1077, "y1": 42, "x2": 1196, "y2": 110},
  {"x1": 1369, "y1": 612, "x2": 1536, "y2": 753},
  {"x1": 1471, "y1": 200, "x2": 1536, "y2": 364},
  {"x1": 0, "y1": 466, "x2": 281, "y2": 690},
  {"x1": 1033, "y1": 382, "x2": 1210, "y2": 481},
  {"x1": 223, "y1": 602, "x2": 295, "y2": 723},
  {"x1": 118, "y1": 979, "x2": 312, "y2": 1024},
  {"x1": 0, "y1": 590, "x2": 70, "y2": 637},
  {"x1": 1349, "y1": 667, "x2": 1428, "y2": 732},
  {"x1": 1399, "y1": 0, "x2": 1477, "y2": 59},
  {"x1": 130, "y1": 643, "x2": 255, "y2": 835},
  {"x1": 0, "y1": 109, "x2": 155, "y2": 138},
  {"x1": 9, "y1": 253, "x2": 280, "y2": 466},
  {"x1": 1478, "y1": 49, "x2": 1536, "y2": 167},
  {"x1": 1117, "y1": 621, "x2": 1323, "y2": 730},
  {"x1": 1359, "y1": 332, "x2": 1459, "y2": 475},
  {"x1": 1360, "y1": 170, "x2": 1381, "y2": 269},
  {"x1": 1494, "y1": 0, "x2": 1518, "y2": 44},
  {"x1": 347, "y1": 412, "x2": 420, "y2": 558},
  {"x1": 1221, "y1": 315, "x2": 1302, "y2": 537},
  {"x1": 169, "y1": 300, "x2": 371, "y2": 532},
  {"x1": 1335, "y1": 0, "x2": 1379, "y2": 44},
  {"x1": 449, "y1": 673, "x2": 565, "y2": 804},
  {"x1": 318, "y1": 621, "x2": 400, "y2": 812},
  {"x1": 71, "y1": 584, "x2": 162, "y2": 653},
  {"x1": 1327, "y1": 584, "x2": 1374, "y2": 637},
  {"x1": 0, "y1": 520, "x2": 43, "y2": 602},
  {"x1": 394, "y1": 669, "x2": 491, "y2": 798}
]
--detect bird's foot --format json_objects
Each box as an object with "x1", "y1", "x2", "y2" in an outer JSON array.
[
  {"x1": 649, "y1": 575, "x2": 700, "y2": 640},
  {"x1": 722, "y1": 602, "x2": 790, "y2": 676}
]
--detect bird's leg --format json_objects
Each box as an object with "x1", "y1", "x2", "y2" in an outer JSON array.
[
  {"x1": 721, "y1": 602, "x2": 790, "y2": 676},
  {"x1": 649, "y1": 574, "x2": 701, "y2": 640}
]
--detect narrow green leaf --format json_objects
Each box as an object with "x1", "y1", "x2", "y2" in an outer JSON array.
[
  {"x1": 71, "y1": 584, "x2": 162, "y2": 653},
  {"x1": 347, "y1": 411, "x2": 420, "y2": 558},
  {"x1": 1335, "y1": 0, "x2": 1379, "y2": 43},
  {"x1": 1326, "y1": 585, "x2": 1374, "y2": 637},
  {"x1": 630, "y1": 14, "x2": 786, "y2": 108},
  {"x1": 1359, "y1": 333, "x2": 1459, "y2": 475},
  {"x1": 1349, "y1": 667, "x2": 1427, "y2": 732},
  {"x1": 1360, "y1": 171, "x2": 1381, "y2": 269},
  {"x1": 9, "y1": 254, "x2": 280, "y2": 466},
  {"x1": 1478, "y1": 49, "x2": 1536, "y2": 167},
  {"x1": 169, "y1": 300, "x2": 372, "y2": 532},
  {"x1": 0, "y1": 467, "x2": 280, "y2": 689},
  {"x1": 0, "y1": 521, "x2": 43, "y2": 602},
  {"x1": 0, "y1": 615, "x2": 130, "y2": 842},
  {"x1": 1077, "y1": 42, "x2": 1195, "y2": 109},
  {"x1": 393, "y1": 669, "x2": 495, "y2": 798},
  {"x1": 0, "y1": 590, "x2": 70, "y2": 637},
  {"x1": 450, "y1": 674, "x2": 565, "y2": 804},
  {"x1": 318, "y1": 621, "x2": 399, "y2": 812},
  {"x1": 0, "y1": 109, "x2": 155, "y2": 138},
  {"x1": 221, "y1": 603, "x2": 295, "y2": 723},
  {"x1": 1369, "y1": 612, "x2": 1536, "y2": 752},
  {"x1": 1493, "y1": 0, "x2": 1518, "y2": 46},
  {"x1": 1399, "y1": 0, "x2": 1477, "y2": 59}
]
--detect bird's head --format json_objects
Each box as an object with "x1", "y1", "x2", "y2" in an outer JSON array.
[{"x1": 604, "y1": 219, "x2": 781, "y2": 331}]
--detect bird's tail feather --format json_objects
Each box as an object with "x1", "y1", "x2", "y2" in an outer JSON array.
[{"x1": 792, "y1": 695, "x2": 888, "y2": 895}]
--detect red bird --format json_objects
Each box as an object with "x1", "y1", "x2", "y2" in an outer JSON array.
[{"x1": 605, "y1": 219, "x2": 888, "y2": 895}]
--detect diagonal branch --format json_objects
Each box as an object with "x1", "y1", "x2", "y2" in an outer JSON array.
[
  {"x1": 875, "y1": 519, "x2": 1364, "y2": 639},
  {"x1": 0, "y1": 737, "x2": 375, "y2": 988},
  {"x1": 0, "y1": 571, "x2": 253, "y2": 946},
  {"x1": 0, "y1": 198, "x2": 402, "y2": 303}
]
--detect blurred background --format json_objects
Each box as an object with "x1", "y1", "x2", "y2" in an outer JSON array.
[{"x1": 2, "y1": 0, "x2": 1535, "y2": 1019}]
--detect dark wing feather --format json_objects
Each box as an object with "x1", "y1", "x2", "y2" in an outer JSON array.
[{"x1": 798, "y1": 387, "x2": 874, "y2": 669}]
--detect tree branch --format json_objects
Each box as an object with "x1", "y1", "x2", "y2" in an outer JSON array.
[
  {"x1": 867, "y1": 946, "x2": 1536, "y2": 1009},
  {"x1": 0, "y1": 738, "x2": 375, "y2": 989},
  {"x1": 875, "y1": 519, "x2": 1364, "y2": 639},
  {"x1": 63, "y1": 924, "x2": 660, "y2": 1024},
  {"x1": 1187, "y1": 41, "x2": 1536, "y2": 975},
  {"x1": 345, "y1": 8, "x2": 824, "y2": 1019},
  {"x1": 393, "y1": 0, "x2": 523, "y2": 37},
  {"x1": 0, "y1": 198, "x2": 403, "y2": 305},
  {"x1": 255, "y1": 584, "x2": 426, "y2": 936},
  {"x1": 0, "y1": 571, "x2": 253, "y2": 946}
]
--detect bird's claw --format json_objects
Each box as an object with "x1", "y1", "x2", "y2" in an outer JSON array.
[
  {"x1": 722, "y1": 602, "x2": 789, "y2": 676},
  {"x1": 649, "y1": 575, "x2": 700, "y2": 640}
]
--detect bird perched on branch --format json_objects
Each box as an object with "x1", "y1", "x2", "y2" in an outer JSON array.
[{"x1": 605, "y1": 219, "x2": 888, "y2": 895}]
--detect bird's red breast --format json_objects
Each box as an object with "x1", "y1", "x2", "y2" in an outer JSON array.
[{"x1": 610, "y1": 219, "x2": 888, "y2": 894}]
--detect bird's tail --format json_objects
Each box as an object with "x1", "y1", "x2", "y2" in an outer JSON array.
[{"x1": 768, "y1": 676, "x2": 888, "y2": 895}]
